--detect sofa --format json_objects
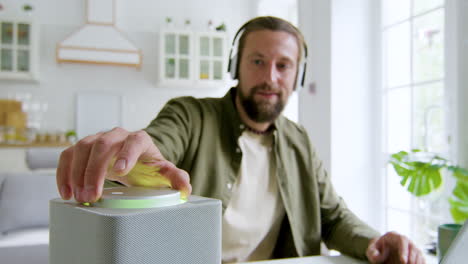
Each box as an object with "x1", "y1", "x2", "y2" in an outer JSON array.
[
  {"x1": 0, "y1": 172, "x2": 56, "y2": 264},
  {"x1": 0, "y1": 147, "x2": 64, "y2": 264}
]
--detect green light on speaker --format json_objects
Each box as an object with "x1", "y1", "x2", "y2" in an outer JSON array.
[
  {"x1": 97, "y1": 196, "x2": 185, "y2": 209},
  {"x1": 91, "y1": 187, "x2": 185, "y2": 209}
]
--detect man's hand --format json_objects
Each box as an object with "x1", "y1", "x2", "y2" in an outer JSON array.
[
  {"x1": 366, "y1": 232, "x2": 425, "y2": 264},
  {"x1": 56, "y1": 127, "x2": 192, "y2": 203}
]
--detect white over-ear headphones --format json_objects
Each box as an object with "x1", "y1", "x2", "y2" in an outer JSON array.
[{"x1": 227, "y1": 19, "x2": 308, "y2": 92}]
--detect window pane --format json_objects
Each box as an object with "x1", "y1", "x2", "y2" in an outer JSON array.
[
  {"x1": 213, "y1": 61, "x2": 222, "y2": 80},
  {"x1": 213, "y1": 37, "x2": 223, "y2": 57},
  {"x1": 412, "y1": 82, "x2": 446, "y2": 153},
  {"x1": 413, "y1": 9, "x2": 444, "y2": 83},
  {"x1": 387, "y1": 87, "x2": 411, "y2": 154},
  {"x1": 200, "y1": 60, "x2": 209, "y2": 79},
  {"x1": 18, "y1": 23, "x2": 30, "y2": 46},
  {"x1": 387, "y1": 208, "x2": 412, "y2": 236},
  {"x1": 387, "y1": 165, "x2": 412, "y2": 211},
  {"x1": 179, "y1": 35, "x2": 189, "y2": 55},
  {"x1": 1, "y1": 22, "x2": 13, "y2": 44},
  {"x1": 200, "y1": 37, "x2": 210, "y2": 56},
  {"x1": 179, "y1": 58, "x2": 189, "y2": 79},
  {"x1": 382, "y1": 0, "x2": 411, "y2": 26},
  {"x1": 164, "y1": 34, "x2": 175, "y2": 55},
  {"x1": 413, "y1": 0, "x2": 443, "y2": 15},
  {"x1": 1, "y1": 49, "x2": 13, "y2": 71},
  {"x1": 385, "y1": 22, "x2": 411, "y2": 88},
  {"x1": 165, "y1": 58, "x2": 175, "y2": 78},
  {"x1": 17, "y1": 50, "x2": 29, "y2": 72}
]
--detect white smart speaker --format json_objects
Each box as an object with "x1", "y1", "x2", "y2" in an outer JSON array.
[{"x1": 49, "y1": 187, "x2": 222, "y2": 264}]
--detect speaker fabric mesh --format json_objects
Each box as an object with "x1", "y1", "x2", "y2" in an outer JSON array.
[{"x1": 50, "y1": 197, "x2": 221, "y2": 264}]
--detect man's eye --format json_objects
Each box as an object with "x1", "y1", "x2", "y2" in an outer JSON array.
[
  {"x1": 278, "y1": 63, "x2": 290, "y2": 70},
  {"x1": 253, "y1": 59, "x2": 263, "y2": 65}
]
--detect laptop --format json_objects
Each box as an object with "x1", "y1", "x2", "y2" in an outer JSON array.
[{"x1": 440, "y1": 220, "x2": 468, "y2": 263}]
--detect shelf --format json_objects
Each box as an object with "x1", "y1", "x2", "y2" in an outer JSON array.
[{"x1": 0, "y1": 143, "x2": 72, "y2": 148}]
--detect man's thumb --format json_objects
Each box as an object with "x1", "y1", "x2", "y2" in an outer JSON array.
[{"x1": 367, "y1": 244, "x2": 389, "y2": 263}]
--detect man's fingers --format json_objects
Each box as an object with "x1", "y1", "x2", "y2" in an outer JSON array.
[
  {"x1": 408, "y1": 243, "x2": 417, "y2": 264},
  {"x1": 82, "y1": 128, "x2": 129, "y2": 202},
  {"x1": 395, "y1": 233, "x2": 409, "y2": 263},
  {"x1": 415, "y1": 250, "x2": 426, "y2": 264},
  {"x1": 409, "y1": 244, "x2": 425, "y2": 264},
  {"x1": 126, "y1": 159, "x2": 192, "y2": 199},
  {"x1": 366, "y1": 242, "x2": 388, "y2": 263},
  {"x1": 113, "y1": 130, "x2": 161, "y2": 176},
  {"x1": 56, "y1": 147, "x2": 74, "y2": 200},
  {"x1": 71, "y1": 133, "x2": 102, "y2": 202},
  {"x1": 58, "y1": 128, "x2": 189, "y2": 203},
  {"x1": 158, "y1": 162, "x2": 192, "y2": 199}
]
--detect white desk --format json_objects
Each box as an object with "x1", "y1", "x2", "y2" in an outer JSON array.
[
  {"x1": 234, "y1": 254, "x2": 438, "y2": 264},
  {"x1": 234, "y1": 255, "x2": 366, "y2": 264}
]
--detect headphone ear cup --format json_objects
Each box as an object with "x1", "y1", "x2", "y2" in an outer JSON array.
[
  {"x1": 228, "y1": 54, "x2": 238, "y2": 80},
  {"x1": 295, "y1": 61, "x2": 306, "y2": 92}
]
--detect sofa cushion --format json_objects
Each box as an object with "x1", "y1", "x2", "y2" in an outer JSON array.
[
  {"x1": 0, "y1": 173, "x2": 58, "y2": 234},
  {"x1": 0, "y1": 227, "x2": 49, "y2": 247},
  {"x1": 25, "y1": 147, "x2": 65, "y2": 170}
]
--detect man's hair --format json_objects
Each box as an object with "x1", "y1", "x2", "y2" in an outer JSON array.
[{"x1": 236, "y1": 16, "x2": 306, "y2": 72}]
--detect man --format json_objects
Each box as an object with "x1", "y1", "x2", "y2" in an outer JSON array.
[{"x1": 57, "y1": 16, "x2": 425, "y2": 264}]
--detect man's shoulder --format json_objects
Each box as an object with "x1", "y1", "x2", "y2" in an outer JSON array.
[{"x1": 277, "y1": 116, "x2": 308, "y2": 138}]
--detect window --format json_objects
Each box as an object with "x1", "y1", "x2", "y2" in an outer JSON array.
[{"x1": 381, "y1": 0, "x2": 449, "y2": 245}]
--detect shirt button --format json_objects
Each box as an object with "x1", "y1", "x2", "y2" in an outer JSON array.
[
  {"x1": 227, "y1": 183, "x2": 233, "y2": 190},
  {"x1": 236, "y1": 147, "x2": 241, "y2": 153}
]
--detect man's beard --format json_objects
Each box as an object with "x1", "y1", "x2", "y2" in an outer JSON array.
[{"x1": 238, "y1": 84, "x2": 286, "y2": 123}]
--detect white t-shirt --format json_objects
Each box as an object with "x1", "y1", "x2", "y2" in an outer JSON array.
[{"x1": 222, "y1": 130, "x2": 285, "y2": 263}]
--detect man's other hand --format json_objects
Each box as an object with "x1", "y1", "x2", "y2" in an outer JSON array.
[
  {"x1": 366, "y1": 232, "x2": 426, "y2": 264},
  {"x1": 56, "y1": 128, "x2": 192, "y2": 203}
]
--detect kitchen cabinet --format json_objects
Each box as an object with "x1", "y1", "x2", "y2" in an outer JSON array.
[
  {"x1": 159, "y1": 30, "x2": 227, "y2": 86},
  {"x1": 195, "y1": 31, "x2": 227, "y2": 83},
  {"x1": 159, "y1": 30, "x2": 194, "y2": 84},
  {"x1": 0, "y1": 18, "x2": 39, "y2": 80}
]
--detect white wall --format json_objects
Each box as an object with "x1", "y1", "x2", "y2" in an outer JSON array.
[
  {"x1": 298, "y1": 0, "x2": 381, "y2": 229},
  {"x1": 297, "y1": 0, "x2": 332, "y2": 172},
  {"x1": 456, "y1": 0, "x2": 468, "y2": 168},
  {"x1": 330, "y1": 0, "x2": 381, "y2": 229},
  {"x1": 0, "y1": 0, "x2": 254, "y2": 135}
]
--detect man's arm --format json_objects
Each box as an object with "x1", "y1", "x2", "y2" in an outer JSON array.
[
  {"x1": 311, "y1": 144, "x2": 379, "y2": 258},
  {"x1": 310, "y1": 141, "x2": 425, "y2": 263},
  {"x1": 144, "y1": 97, "x2": 199, "y2": 165}
]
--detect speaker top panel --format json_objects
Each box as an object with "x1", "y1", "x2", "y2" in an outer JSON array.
[{"x1": 92, "y1": 187, "x2": 183, "y2": 209}]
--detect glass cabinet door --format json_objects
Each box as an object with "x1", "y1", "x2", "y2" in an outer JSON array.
[
  {"x1": 162, "y1": 31, "x2": 192, "y2": 81},
  {"x1": 212, "y1": 37, "x2": 224, "y2": 80},
  {"x1": 1, "y1": 22, "x2": 13, "y2": 45},
  {"x1": 178, "y1": 34, "x2": 190, "y2": 79},
  {"x1": 17, "y1": 50, "x2": 30, "y2": 72},
  {"x1": 17, "y1": 23, "x2": 30, "y2": 46},
  {"x1": 1, "y1": 48, "x2": 13, "y2": 71},
  {"x1": 196, "y1": 33, "x2": 226, "y2": 81},
  {"x1": 0, "y1": 20, "x2": 35, "y2": 77}
]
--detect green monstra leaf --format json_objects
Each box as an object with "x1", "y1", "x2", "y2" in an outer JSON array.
[
  {"x1": 449, "y1": 182, "x2": 468, "y2": 223},
  {"x1": 389, "y1": 151, "x2": 443, "y2": 197}
]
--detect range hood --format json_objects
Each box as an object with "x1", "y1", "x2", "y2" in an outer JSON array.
[{"x1": 56, "y1": 0, "x2": 142, "y2": 68}]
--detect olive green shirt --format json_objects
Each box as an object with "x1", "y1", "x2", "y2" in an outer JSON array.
[{"x1": 144, "y1": 88, "x2": 380, "y2": 260}]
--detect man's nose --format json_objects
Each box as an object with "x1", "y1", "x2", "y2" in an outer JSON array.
[{"x1": 263, "y1": 63, "x2": 279, "y2": 85}]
